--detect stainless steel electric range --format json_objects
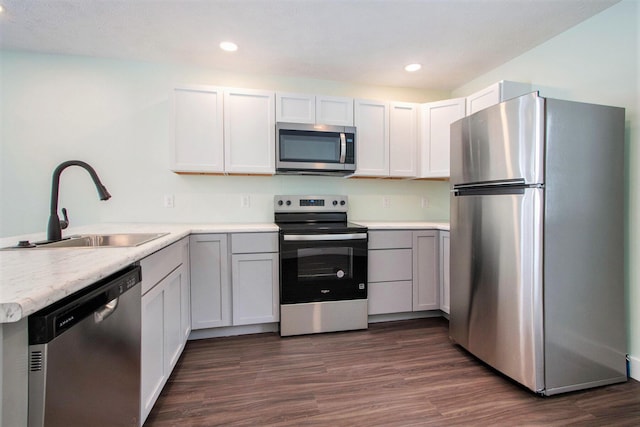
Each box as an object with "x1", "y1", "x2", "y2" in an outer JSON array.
[{"x1": 275, "y1": 195, "x2": 368, "y2": 336}]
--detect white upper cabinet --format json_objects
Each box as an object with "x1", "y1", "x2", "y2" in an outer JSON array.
[
  {"x1": 224, "y1": 88, "x2": 276, "y2": 174},
  {"x1": 171, "y1": 86, "x2": 224, "y2": 173},
  {"x1": 276, "y1": 92, "x2": 354, "y2": 125},
  {"x1": 354, "y1": 99, "x2": 390, "y2": 177},
  {"x1": 276, "y1": 92, "x2": 315, "y2": 124},
  {"x1": 171, "y1": 86, "x2": 275, "y2": 175},
  {"x1": 316, "y1": 95, "x2": 354, "y2": 126},
  {"x1": 418, "y1": 97, "x2": 466, "y2": 178},
  {"x1": 389, "y1": 102, "x2": 418, "y2": 178},
  {"x1": 466, "y1": 80, "x2": 531, "y2": 115}
]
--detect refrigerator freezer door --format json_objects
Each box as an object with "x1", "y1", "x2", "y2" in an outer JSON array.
[
  {"x1": 450, "y1": 92, "x2": 544, "y2": 187},
  {"x1": 450, "y1": 186, "x2": 544, "y2": 393}
]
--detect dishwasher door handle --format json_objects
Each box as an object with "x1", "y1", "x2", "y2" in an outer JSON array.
[{"x1": 94, "y1": 297, "x2": 119, "y2": 323}]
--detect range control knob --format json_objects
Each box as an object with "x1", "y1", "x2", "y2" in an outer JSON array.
[
  {"x1": 286, "y1": 200, "x2": 292, "y2": 206},
  {"x1": 277, "y1": 200, "x2": 284, "y2": 206},
  {"x1": 332, "y1": 200, "x2": 338, "y2": 206},
  {"x1": 340, "y1": 200, "x2": 346, "y2": 206}
]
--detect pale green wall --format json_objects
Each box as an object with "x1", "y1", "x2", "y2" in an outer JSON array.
[
  {"x1": 453, "y1": 0, "x2": 640, "y2": 380},
  {"x1": 0, "y1": 52, "x2": 450, "y2": 237}
]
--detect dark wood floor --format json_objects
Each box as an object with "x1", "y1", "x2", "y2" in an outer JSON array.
[{"x1": 145, "y1": 318, "x2": 640, "y2": 426}]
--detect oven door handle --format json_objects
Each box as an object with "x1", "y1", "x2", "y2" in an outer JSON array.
[{"x1": 283, "y1": 233, "x2": 367, "y2": 241}]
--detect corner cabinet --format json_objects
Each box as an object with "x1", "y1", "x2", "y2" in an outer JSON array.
[
  {"x1": 224, "y1": 89, "x2": 276, "y2": 174},
  {"x1": 439, "y1": 231, "x2": 450, "y2": 314},
  {"x1": 354, "y1": 99, "x2": 390, "y2": 177},
  {"x1": 418, "y1": 98, "x2": 465, "y2": 178},
  {"x1": 170, "y1": 86, "x2": 224, "y2": 173},
  {"x1": 466, "y1": 80, "x2": 531, "y2": 115},
  {"x1": 140, "y1": 237, "x2": 190, "y2": 425},
  {"x1": 389, "y1": 102, "x2": 418, "y2": 177}
]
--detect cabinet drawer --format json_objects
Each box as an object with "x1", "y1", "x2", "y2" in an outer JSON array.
[
  {"x1": 368, "y1": 281, "x2": 413, "y2": 315},
  {"x1": 140, "y1": 241, "x2": 182, "y2": 295},
  {"x1": 368, "y1": 248, "x2": 412, "y2": 282},
  {"x1": 368, "y1": 230, "x2": 413, "y2": 249},
  {"x1": 231, "y1": 232, "x2": 278, "y2": 254}
]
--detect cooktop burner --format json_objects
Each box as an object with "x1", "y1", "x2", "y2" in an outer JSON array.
[{"x1": 274, "y1": 195, "x2": 366, "y2": 234}]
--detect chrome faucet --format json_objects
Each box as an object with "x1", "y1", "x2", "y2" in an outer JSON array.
[{"x1": 47, "y1": 160, "x2": 111, "y2": 242}]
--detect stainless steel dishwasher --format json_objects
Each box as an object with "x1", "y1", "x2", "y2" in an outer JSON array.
[{"x1": 28, "y1": 265, "x2": 141, "y2": 427}]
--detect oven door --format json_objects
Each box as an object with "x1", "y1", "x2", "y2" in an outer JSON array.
[{"x1": 280, "y1": 232, "x2": 367, "y2": 304}]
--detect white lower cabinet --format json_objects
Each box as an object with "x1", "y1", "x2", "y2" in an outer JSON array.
[
  {"x1": 140, "y1": 238, "x2": 190, "y2": 425},
  {"x1": 440, "y1": 231, "x2": 450, "y2": 314},
  {"x1": 413, "y1": 231, "x2": 440, "y2": 311},
  {"x1": 367, "y1": 231, "x2": 413, "y2": 315},
  {"x1": 190, "y1": 234, "x2": 231, "y2": 329},
  {"x1": 230, "y1": 233, "x2": 279, "y2": 326},
  {"x1": 190, "y1": 232, "x2": 279, "y2": 329},
  {"x1": 368, "y1": 229, "x2": 443, "y2": 315},
  {"x1": 231, "y1": 253, "x2": 279, "y2": 325}
]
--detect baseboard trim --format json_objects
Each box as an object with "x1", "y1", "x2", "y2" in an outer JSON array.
[{"x1": 629, "y1": 354, "x2": 640, "y2": 381}]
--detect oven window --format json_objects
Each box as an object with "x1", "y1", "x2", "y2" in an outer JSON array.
[{"x1": 297, "y1": 247, "x2": 353, "y2": 280}]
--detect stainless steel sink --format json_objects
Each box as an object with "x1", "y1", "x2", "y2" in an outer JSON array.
[{"x1": 37, "y1": 232, "x2": 169, "y2": 248}]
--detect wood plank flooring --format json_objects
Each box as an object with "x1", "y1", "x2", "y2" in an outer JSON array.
[{"x1": 145, "y1": 318, "x2": 640, "y2": 426}]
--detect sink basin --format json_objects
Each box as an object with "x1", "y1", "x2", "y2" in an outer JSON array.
[{"x1": 37, "y1": 232, "x2": 169, "y2": 248}]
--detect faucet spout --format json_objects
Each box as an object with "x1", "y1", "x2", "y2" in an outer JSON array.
[{"x1": 47, "y1": 160, "x2": 111, "y2": 242}]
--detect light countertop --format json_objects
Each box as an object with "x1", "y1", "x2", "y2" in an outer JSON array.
[
  {"x1": 0, "y1": 220, "x2": 448, "y2": 323},
  {"x1": 354, "y1": 221, "x2": 450, "y2": 231},
  {"x1": 0, "y1": 223, "x2": 277, "y2": 323}
]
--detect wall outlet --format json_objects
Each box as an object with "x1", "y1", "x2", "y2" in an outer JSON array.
[
  {"x1": 241, "y1": 194, "x2": 251, "y2": 208},
  {"x1": 421, "y1": 197, "x2": 429, "y2": 208},
  {"x1": 382, "y1": 196, "x2": 390, "y2": 208},
  {"x1": 163, "y1": 194, "x2": 175, "y2": 208}
]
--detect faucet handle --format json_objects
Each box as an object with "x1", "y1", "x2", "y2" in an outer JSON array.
[{"x1": 60, "y1": 208, "x2": 69, "y2": 230}]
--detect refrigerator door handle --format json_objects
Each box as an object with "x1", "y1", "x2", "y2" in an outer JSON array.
[{"x1": 453, "y1": 178, "x2": 526, "y2": 190}]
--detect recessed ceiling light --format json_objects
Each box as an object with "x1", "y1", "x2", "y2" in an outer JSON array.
[
  {"x1": 404, "y1": 63, "x2": 422, "y2": 72},
  {"x1": 220, "y1": 41, "x2": 238, "y2": 52}
]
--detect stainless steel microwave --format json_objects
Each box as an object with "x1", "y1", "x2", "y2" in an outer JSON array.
[{"x1": 276, "y1": 122, "x2": 356, "y2": 176}]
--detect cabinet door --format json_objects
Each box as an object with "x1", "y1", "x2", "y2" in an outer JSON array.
[
  {"x1": 354, "y1": 99, "x2": 389, "y2": 177},
  {"x1": 368, "y1": 281, "x2": 413, "y2": 315},
  {"x1": 439, "y1": 231, "x2": 450, "y2": 314},
  {"x1": 179, "y1": 238, "x2": 191, "y2": 341},
  {"x1": 466, "y1": 81, "x2": 531, "y2": 115},
  {"x1": 190, "y1": 234, "x2": 231, "y2": 329},
  {"x1": 316, "y1": 95, "x2": 354, "y2": 126},
  {"x1": 171, "y1": 86, "x2": 224, "y2": 173},
  {"x1": 224, "y1": 89, "x2": 275, "y2": 174},
  {"x1": 389, "y1": 102, "x2": 418, "y2": 177},
  {"x1": 276, "y1": 92, "x2": 315, "y2": 124},
  {"x1": 164, "y1": 268, "x2": 184, "y2": 371},
  {"x1": 368, "y1": 249, "x2": 412, "y2": 283},
  {"x1": 231, "y1": 253, "x2": 279, "y2": 326},
  {"x1": 141, "y1": 279, "x2": 166, "y2": 423},
  {"x1": 419, "y1": 98, "x2": 465, "y2": 178},
  {"x1": 466, "y1": 82, "x2": 501, "y2": 116},
  {"x1": 413, "y1": 230, "x2": 440, "y2": 311}
]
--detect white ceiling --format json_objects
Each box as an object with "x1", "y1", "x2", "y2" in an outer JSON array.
[{"x1": 0, "y1": 0, "x2": 620, "y2": 91}]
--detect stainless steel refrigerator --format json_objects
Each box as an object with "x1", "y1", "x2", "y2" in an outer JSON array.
[{"x1": 449, "y1": 92, "x2": 627, "y2": 395}]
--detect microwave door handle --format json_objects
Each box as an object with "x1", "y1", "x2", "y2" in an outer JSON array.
[{"x1": 339, "y1": 133, "x2": 346, "y2": 163}]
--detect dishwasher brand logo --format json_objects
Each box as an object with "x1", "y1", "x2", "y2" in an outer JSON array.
[
  {"x1": 321, "y1": 289, "x2": 331, "y2": 294},
  {"x1": 58, "y1": 316, "x2": 74, "y2": 328}
]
